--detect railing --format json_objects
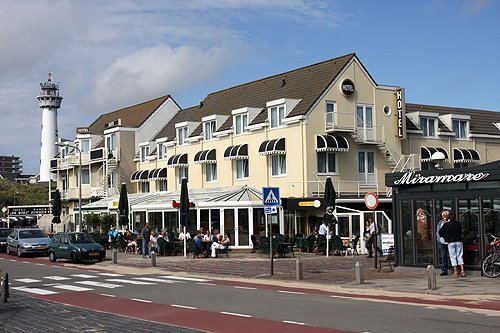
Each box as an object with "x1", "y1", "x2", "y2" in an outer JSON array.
[
  {"x1": 288, "y1": 180, "x2": 392, "y2": 198},
  {"x1": 392, "y1": 154, "x2": 420, "y2": 172},
  {"x1": 325, "y1": 112, "x2": 357, "y2": 132},
  {"x1": 62, "y1": 186, "x2": 104, "y2": 200}
]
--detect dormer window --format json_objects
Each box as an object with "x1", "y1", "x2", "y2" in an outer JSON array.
[
  {"x1": 157, "y1": 142, "x2": 166, "y2": 160},
  {"x1": 79, "y1": 139, "x2": 90, "y2": 154},
  {"x1": 177, "y1": 126, "x2": 188, "y2": 145},
  {"x1": 234, "y1": 113, "x2": 248, "y2": 135},
  {"x1": 452, "y1": 119, "x2": 468, "y2": 139},
  {"x1": 420, "y1": 117, "x2": 436, "y2": 137},
  {"x1": 204, "y1": 120, "x2": 216, "y2": 141},
  {"x1": 140, "y1": 146, "x2": 149, "y2": 163},
  {"x1": 270, "y1": 105, "x2": 285, "y2": 128}
]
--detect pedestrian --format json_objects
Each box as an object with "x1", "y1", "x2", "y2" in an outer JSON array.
[
  {"x1": 317, "y1": 220, "x2": 328, "y2": 255},
  {"x1": 439, "y1": 212, "x2": 465, "y2": 278},
  {"x1": 366, "y1": 217, "x2": 382, "y2": 258},
  {"x1": 141, "y1": 223, "x2": 151, "y2": 259},
  {"x1": 436, "y1": 210, "x2": 450, "y2": 276}
]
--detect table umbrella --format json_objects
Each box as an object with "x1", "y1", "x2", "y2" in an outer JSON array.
[
  {"x1": 118, "y1": 183, "x2": 129, "y2": 228},
  {"x1": 180, "y1": 177, "x2": 190, "y2": 257},
  {"x1": 324, "y1": 177, "x2": 337, "y2": 256},
  {"x1": 51, "y1": 189, "x2": 62, "y2": 224}
]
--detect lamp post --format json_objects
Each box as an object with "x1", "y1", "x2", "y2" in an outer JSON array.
[{"x1": 56, "y1": 142, "x2": 82, "y2": 232}]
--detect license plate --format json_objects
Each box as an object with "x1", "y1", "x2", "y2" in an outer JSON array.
[
  {"x1": 36, "y1": 246, "x2": 45, "y2": 250},
  {"x1": 89, "y1": 252, "x2": 99, "y2": 256}
]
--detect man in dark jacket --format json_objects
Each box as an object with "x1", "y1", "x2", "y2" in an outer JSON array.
[
  {"x1": 439, "y1": 213, "x2": 465, "y2": 278},
  {"x1": 141, "y1": 223, "x2": 151, "y2": 258}
]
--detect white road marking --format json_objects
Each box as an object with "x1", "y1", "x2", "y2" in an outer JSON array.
[
  {"x1": 197, "y1": 282, "x2": 216, "y2": 286},
  {"x1": 99, "y1": 294, "x2": 116, "y2": 297},
  {"x1": 98, "y1": 273, "x2": 124, "y2": 277},
  {"x1": 159, "y1": 275, "x2": 209, "y2": 282},
  {"x1": 233, "y1": 286, "x2": 257, "y2": 290},
  {"x1": 12, "y1": 286, "x2": 59, "y2": 295},
  {"x1": 14, "y1": 278, "x2": 41, "y2": 283},
  {"x1": 53, "y1": 284, "x2": 94, "y2": 292},
  {"x1": 171, "y1": 304, "x2": 197, "y2": 310},
  {"x1": 278, "y1": 290, "x2": 305, "y2": 295},
  {"x1": 45, "y1": 276, "x2": 71, "y2": 281},
  {"x1": 330, "y1": 295, "x2": 352, "y2": 299},
  {"x1": 9, "y1": 260, "x2": 17, "y2": 262},
  {"x1": 133, "y1": 277, "x2": 176, "y2": 283},
  {"x1": 106, "y1": 279, "x2": 156, "y2": 285},
  {"x1": 75, "y1": 281, "x2": 123, "y2": 289},
  {"x1": 71, "y1": 274, "x2": 98, "y2": 279},
  {"x1": 283, "y1": 320, "x2": 305, "y2": 325},
  {"x1": 220, "y1": 311, "x2": 252, "y2": 318},
  {"x1": 131, "y1": 298, "x2": 152, "y2": 303},
  {"x1": 36, "y1": 263, "x2": 46, "y2": 266}
]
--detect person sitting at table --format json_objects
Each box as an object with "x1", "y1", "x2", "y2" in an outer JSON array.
[
  {"x1": 178, "y1": 230, "x2": 191, "y2": 241},
  {"x1": 159, "y1": 228, "x2": 169, "y2": 241},
  {"x1": 202, "y1": 230, "x2": 213, "y2": 257},
  {"x1": 123, "y1": 230, "x2": 136, "y2": 253},
  {"x1": 194, "y1": 233, "x2": 203, "y2": 258},
  {"x1": 150, "y1": 231, "x2": 159, "y2": 256},
  {"x1": 210, "y1": 232, "x2": 230, "y2": 258}
]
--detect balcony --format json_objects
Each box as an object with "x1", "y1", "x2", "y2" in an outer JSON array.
[
  {"x1": 288, "y1": 180, "x2": 391, "y2": 199},
  {"x1": 61, "y1": 186, "x2": 105, "y2": 200},
  {"x1": 325, "y1": 112, "x2": 385, "y2": 144}
]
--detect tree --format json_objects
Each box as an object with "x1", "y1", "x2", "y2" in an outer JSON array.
[{"x1": 0, "y1": 180, "x2": 48, "y2": 208}]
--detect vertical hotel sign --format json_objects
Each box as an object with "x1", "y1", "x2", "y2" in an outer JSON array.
[{"x1": 396, "y1": 88, "x2": 406, "y2": 139}]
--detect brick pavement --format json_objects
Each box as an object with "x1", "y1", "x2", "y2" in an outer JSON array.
[{"x1": 0, "y1": 294, "x2": 201, "y2": 333}]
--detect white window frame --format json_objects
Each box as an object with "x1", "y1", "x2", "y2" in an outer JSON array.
[
  {"x1": 158, "y1": 180, "x2": 168, "y2": 191},
  {"x1": 140, "y1": 146, "x2": 149, "y2": 163},
  {"x1": 79, "y1": 139, "x2": 90, "y2": 154},
  {"x1": 204, "y1": 120, "x2": 216, "y2": 141},
  {"x1": 178, "y1": 167, "x2": 188, "y2": 184},
  {"x1": 205, "y1": 163, "x2": 217, "y2": 182},
  {"x1": 357, "y1": 151, "x2": 375, "y2": 184},
  {"x1": 326, "y1": 101, "x2": 337, "y2": 128},
  {"x1": 106, "y1": 133, "x2": 117, "y2": 151},
  {"x1": 317, "y1": 152, "x2": 337, "y2": 174},
  {"x1": 140, "y1": 182, "x2": 150, "y2": 193},
  {"x1": 81, "y1": 166, "x2": 90, "y2": 185},
  {"x1": 269, "y1": 105, "x2": 285, "y2": 129},
  {"x1": 452, "y1": 119, "x2": 468, "y2": 139},
  {"x1": 271, "y1": 155, "x2": 286, "y2": 177},
  {"x1": 177, "y1": 126, "x2": 188, "y2": 146},
  {"x1": 157, "y1": 142, "x2": 166, "y2": 160},
  {"x1": 236, "y1": 159, "x2": 249, "y2": 179},
  {"x1": 420, "y1": 117, "x2": 436, "y2": 137},
  {"x1": 234, "y1": 113, "x2": 248, "y2": 135}
]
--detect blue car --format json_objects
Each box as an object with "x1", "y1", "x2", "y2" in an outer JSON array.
[
  {"x1": 0, "y1": 228, "x2": 13, "y2": 252},
  {"x1": 7, "y1": 228, "x2": 51, "y2": 257}
]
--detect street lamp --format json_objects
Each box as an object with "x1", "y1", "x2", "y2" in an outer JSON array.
[{"x1": 56, "y1": 142, "x2": 82, "y2": 232}]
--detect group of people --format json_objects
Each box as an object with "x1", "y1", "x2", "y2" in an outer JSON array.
[
  {"x1": 436, "y1": 211, "x2": 466, "y2": 278},
  {"x1": 364, "y1": 217, "x2": 383, "y2": 258}
]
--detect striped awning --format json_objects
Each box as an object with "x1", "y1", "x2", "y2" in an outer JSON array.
[
  {"x1": 148, "y1": 168, "x2": 167, "y2": 180},
  {"x1": 167, "y1": 153, "x2": 188, "y2": 167},
  {"x1": 420, "y1": 147, "x2": 449, "y2": 162},
  {"x1": 224, "y1": 144, "x2": 248, "y2": 160},
  {"x1": 453, "y1": 148, "x2": 480, "y2": 164},
  {"x1": 194, "y1": 149, "x2": 216, "y2": 164},
  {"x1": 131, "y1": 170, "x2": 149, "y2": 183},
  {"x1": 258, "y1": 138, "x2": 285, "y2": 155},
  {"x1": 316, "y1": 135, "x2": 349, "y2": 152}
]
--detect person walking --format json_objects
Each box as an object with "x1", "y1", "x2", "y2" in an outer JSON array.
[
  {"x1": 439, "y1": 212, "x2": 465, "y2": 278},
  {"x1": 141, "y1": 223, "x2": 151, "y2": 259},
  {"x1": 366, "y1": 217, "x2": 382, "y2": 258},
  {"x1": 436, "y1": 210, "x2": 450, "y2": 276}
]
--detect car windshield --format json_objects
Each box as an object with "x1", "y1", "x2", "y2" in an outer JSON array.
[
  {"x1": 19, "y1": 230, "x2": 47, "y2": 239},
  {"x1": 0, "y1": 229, "x2": 12, "y2": 237},
  {"x1": 70, "y1": 234, "x2": 94, "y2": 243}
]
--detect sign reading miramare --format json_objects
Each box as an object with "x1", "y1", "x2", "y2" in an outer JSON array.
[{"x1": 393, "y1": 171, "x2": 490, "y2": 186}]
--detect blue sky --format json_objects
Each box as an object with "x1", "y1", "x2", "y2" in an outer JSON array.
[{"x1": 0, "y1": 0, "x2": 499, "y2": 174}]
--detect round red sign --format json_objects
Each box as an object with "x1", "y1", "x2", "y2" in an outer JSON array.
[{"x1": 364, "y1": 192, "x2": 379, "y2": 210}]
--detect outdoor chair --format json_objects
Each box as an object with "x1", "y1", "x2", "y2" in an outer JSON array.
[
  {"x1": 281, "y1": 234, "x2": 295, "y2": 258},
  {"x1": 259, "y1": 236, "x2": 270, "y2": 257},
  {"x1": 216, "y1": 243, "x2": 230, "y2": 258},
  {"x1": 330, "y1": 235, "x2": 344, "y2": 256},
  {"x1": 304, "y1": 235, "x2": 316, "y2": 253},
  {"x1": 251, "y1": 235, "x2": 260, "y2": 253},
  {"x1": 187, "y1": 239, "x2": 202, "y2": 259},
  {"x1": 157, "y1": 237, "x2": 167, "y2": 256},
  {"x1": 294, "y1": 235, "x2": 306, "y2": 252},
  {"x1": 378, "y1": 246, "x2": 395, "y2": 272}
]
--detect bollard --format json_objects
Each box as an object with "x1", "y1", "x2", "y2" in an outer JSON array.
[
  {"x1": 427, "y1": 265, "x2": 437, "y2": 290},
  {"x1": 296, "y1": 258, "x2": 303, "y2": 280},
  {"x1": 151, "y1": 251, "x2": 157, "y2": 267},
  {"x1": 112, "y1": 249, "x2": 118, "y2": 264},
  {"x1": 355, "y1": 261, "x2": 364, "y2": 285}
]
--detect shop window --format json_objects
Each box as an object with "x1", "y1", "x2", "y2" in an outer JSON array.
[
  {"x1": 415, "y1": 201, "x2": 433, "y2": 266},
  {"x1": 211, "y1": 209, "x2": 221, "y2": 234},
  {"x1": 224, "y1": 209, "x2": 235, "y2": 246},
  {"x1": 401, "y1": 200, "x2": 414, "y2": 266},
  {"x1": 459, "y1": 199, "x2": 480, "y2": 268},
  {"x1": 238, "y1": 208, "x2": 249, "y2": 246}
]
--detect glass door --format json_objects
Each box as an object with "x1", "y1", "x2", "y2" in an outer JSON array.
[
  {"x1": 358, "y1": 151, "x2": 375, "y2": 185},
  {"x1": 356, "y1": 105, "x2": 374, "y2": 141}
]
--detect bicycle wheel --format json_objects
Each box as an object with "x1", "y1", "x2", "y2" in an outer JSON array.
[{"x1": 482, "y1": 253, "x2": 500, "y2": 278}]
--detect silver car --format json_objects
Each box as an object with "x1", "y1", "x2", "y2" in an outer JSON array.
[{"x1": 7, "y1": 228, "x2": 51, "y2": 257}]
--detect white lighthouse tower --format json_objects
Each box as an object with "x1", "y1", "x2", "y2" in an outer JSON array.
[{"x1": 38, "y1": 72, "x2": 63, "y2": 182}]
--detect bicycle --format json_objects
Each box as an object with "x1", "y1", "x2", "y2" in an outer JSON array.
[{"x1": 482, "y1": 234, "x2": 500, "y2": 278}]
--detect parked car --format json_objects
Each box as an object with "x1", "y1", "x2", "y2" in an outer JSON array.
[
  {"x1": 6, "y1": 228, "x2": 51, "y2": 257},
  {"x1": 49, "y1": 232, "x2": 106, "y2": 263},
  {"x1": 0, "y1": 228, "x2": 13, "y2": 252}
]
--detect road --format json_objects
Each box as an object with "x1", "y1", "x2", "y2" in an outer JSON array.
[{"x1": 1, "y1": 253, "x2": 499, "y2": 333}]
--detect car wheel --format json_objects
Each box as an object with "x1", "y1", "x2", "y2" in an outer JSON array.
[
  {"x1": 49, "y1": 252, "x2": 56, "y2": 262},
  {"x1": 17, "y1": 247, "x2": 22, "y2": 257},
  {"x1": 71, "y1": 252, "x2": 79, "y2": 264}
]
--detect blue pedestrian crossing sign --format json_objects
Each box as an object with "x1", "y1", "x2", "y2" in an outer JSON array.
[{"x1": 263, "y1": 187, "x2": 280, "y2": 206}]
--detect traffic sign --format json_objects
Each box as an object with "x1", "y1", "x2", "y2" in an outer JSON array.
[
  {"x1": 264, "y1": 207, "x2": 277, "y2": 214},
  {"x1": 364, "y1": 192, "x2": 379, "y2": 210},
  {"x1": 262, "y1": 187, "x2": 280, "y2": 206}
]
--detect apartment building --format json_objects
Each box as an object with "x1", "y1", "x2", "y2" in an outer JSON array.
[{"x1": 0, "y1": 155, "x2": 22, "y2": 180}]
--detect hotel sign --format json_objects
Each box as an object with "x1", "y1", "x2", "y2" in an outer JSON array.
[
  {"x1": 396, "y1": 88, "x2": 406, "y2": 139},
  {"x1": 393, "y1": 171, "x2": 490, "y2": 186},
  {"x1": 341, "y1": 79, "x2": 355, "y2": 96}
]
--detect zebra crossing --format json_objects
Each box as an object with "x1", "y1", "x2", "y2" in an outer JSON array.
[{"x1": 11, "y1": 273, "x2": 211, "y2": 296}]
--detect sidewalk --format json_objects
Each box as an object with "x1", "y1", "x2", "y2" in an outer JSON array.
[{"x1": 97, "y1": 250, "x2": 500, "y2": 298}]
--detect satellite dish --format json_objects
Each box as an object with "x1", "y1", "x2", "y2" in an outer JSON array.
[{"x1": 430, "y1": 151, "x2": 446, "y2": 161}]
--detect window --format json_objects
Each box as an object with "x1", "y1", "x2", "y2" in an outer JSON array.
[
  {"x1": 140, "y1": 146, "x2": 149, "y2": 163},
  {"x1": 236, "y1": 160, "x2": 249, "y2": 179},
  {"x1": 140, "y1": 182, "x2": 150, "y2": 193},
  {"x1": 358, "y1": 151, "x2": 375, "y2": 184},
  {"x1": 81, "y1": 166, "x2": 90, "y2": 185},
  {"x1": 271, "y1": 155, "x2": 286, "y2": 176},
  {"x1": 177, "y1": 127, "x2": 188, "y2": 145},
  {"x1": 420, "y1": 117, "x2": 436, "y2": 137},
  {"x1": 158, "y1": 180, "x2": 168, "y2": 191},
  {"x1": 158, "y1": 143, "x2": 166, "y2": 159},
  {"x1": 317, "y1": 152, "x2": 337, "y2": 174},
  {"x1": 178, "y1": 167, "x2": 188, "y2": 184},
  {"x1": 205, "y1": 163, "x2": 217, "y2": 182},
  {"x1": 326, "y1": 101, "x2": 336, "y2": 128},
  {"x1": 270, "y1": 105, "x2": 285, "y2": 128},
  {"x1": 452, "y1": 120, "x2": 467, "y2": 139},
  {"x1": 80, "y1": 139, "x2": 90, "y2": 154},
  {"x1": 106, "y1": 133, "x2": 116, "y2": 151},
  {"x1": 234, "y1": 113, "x2": 248, "y2": 135},
  {"x1": 204, "y1": 121, "x2": 216, "y2": 141}
]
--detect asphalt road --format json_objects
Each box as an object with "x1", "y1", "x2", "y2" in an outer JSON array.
[{"x1": 1, "y1": 253, "x2": 498, "y2": 333}]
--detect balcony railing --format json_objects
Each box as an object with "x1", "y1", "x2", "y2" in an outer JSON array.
[
  {"x1": 325, "y1": 112, "x2": 357, "y2": 132},
  {"x1": 288, "y1": 180, "x2": 391, "y2": 198},
  {"x1": 61, "y1": 186, "x2": 104, "y2": 200}
]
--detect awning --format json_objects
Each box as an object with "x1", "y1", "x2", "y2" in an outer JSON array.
[
  {"x1": 167, "y1": 153, "x2": 188, "y2": 167},
  {"x1": 148, "y1": 167, "x2": 167, "y2": 180},
  {"x1": 194, "y1": 149, "x2": 216, "y2": 164},
  {"x1": 453, "y1": 148, "x2": 480, "y2": 164},
  {"x1": 130, "y1": 170, "x2": 140, "y2": 182},
  {"x1": 420, "y1": 147, "x2": 449, "y2": 162},
  {"x1": 224, "y1": 144, "x2": 248, "y2": 160},
  {"x1": 131, "y1": 169, "x2": 150, "y2": 183},
  {"x1": 316, "y1": 135, "x2": 349, "y2": 152},
  {"x1": 258, "y1": 138, "x2": 285, "y2": 155}
]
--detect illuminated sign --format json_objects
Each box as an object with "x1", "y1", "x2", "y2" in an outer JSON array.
[
  {"x1": 341, "y1": 79, "x2": 355, "y2": 96},
  {"x1": 396, "y1": 88, "x2": 406, "y2": 139},
  {"x1": 298, "y1": 200, "x2": 321, "y2": 208},
  {"x1": 393, "y1": 171, "x2": 489, "y2": 186}
]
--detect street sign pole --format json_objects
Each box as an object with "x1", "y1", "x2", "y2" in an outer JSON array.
[
  {"x1": 364, "y1": 192, "x2": 379, "y2": 269},
  {"x1": 263, "y1": 187, "x2": 280, "y2": 276}
]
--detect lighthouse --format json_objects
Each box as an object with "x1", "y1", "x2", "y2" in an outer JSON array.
[{"x1": 38, "y1": 72, "x2": 62, "y2": 182}]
